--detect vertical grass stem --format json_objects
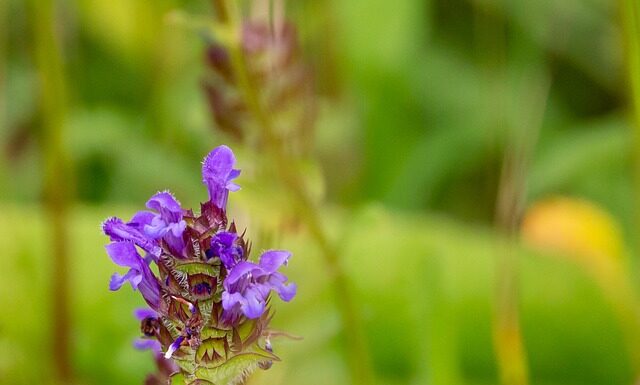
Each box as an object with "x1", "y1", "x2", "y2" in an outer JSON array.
[{"x1": 27, "y1": 0, "x2": 73, "y2": 382}]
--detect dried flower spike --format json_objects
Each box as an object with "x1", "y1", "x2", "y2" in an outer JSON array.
[
  {"x1": 203, "y1": 21, "x2": 315, "y2": 156},
  {"x1": 102, "y1": 145, "x2": 297, "y2": 385}
]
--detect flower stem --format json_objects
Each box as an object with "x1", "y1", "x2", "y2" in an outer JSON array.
[
  {"x1": 211, "y1": 1, "x2": 375, "y2": 383},
  {"x1": 27, "y1": 0, "x2": 73, "y2": 382}
]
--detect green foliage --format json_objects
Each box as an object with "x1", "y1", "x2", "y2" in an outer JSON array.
[
  {"x1": 0, "y1": 204, "x2": 633, "y2": 384},
  {"x1": 2, "y1": 0, "x2": 638, "y2": 384}
]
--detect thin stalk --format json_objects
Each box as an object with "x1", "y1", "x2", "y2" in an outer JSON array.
[
  {"x1": 493, "y1": 67, "x2": 548, "y2": 385},
  {"x1": 316, "y1": 0, "x2": 341, "y2": 97},
  {"x1": 494, "y1": 155, "x2": 530, "y2": 385},
  {"x1": 28, "y1": 0, "x2": 73, "y2": 382},
  {"x1": 211, "y1": 1, "x2": 375, "y2": 383},
  {"x1": 620, "y1": 0, "x2": 640, "y2": 380},
  {"x1": 621, "y1": 0, "x2": 640, "y2": 228},
  {"x1": 0, "y1": 0, "x2": 6, "y2": 134},
  {"x1": 478, "y1": 1, "x2": 532, "y2": 383},
  {"x1": 620, "y1": 0, "x2": 640, "y2": 134}
]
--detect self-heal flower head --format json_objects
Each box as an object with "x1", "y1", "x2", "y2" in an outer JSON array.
[
  {"x1": 202, "y1": 145, "x2": 241, "y2": 211},
  {"x1": 102, "y1": 145, "x2": 296, "y2": 385}
]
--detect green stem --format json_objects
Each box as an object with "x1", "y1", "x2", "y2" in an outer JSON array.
[
  {"x1": 28, "y1": 0, "x2": 73, "y2": 382},
  {"x1": 620, "y1": 0, "x2": 640, "y2": 130},
  {"x1": 0, "y1": 0, "x2": 6, "y2": 133},
  {"x1": 494, "y1": 134, "x2": 531, "y2": 385},
  {"x1": 478, "y1": 1, "x2": 532, "y2": 383},
  {"x1": 620, "y1": 0, "x2": 640, "y2": 379},
  {"x1": 211, "y1": 1, "x2": 375, "y2": 383},
  {"x1": 621, "y1": 0, "x2": 640, "y2": 220}
]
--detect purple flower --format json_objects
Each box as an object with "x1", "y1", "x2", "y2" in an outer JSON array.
[
  {"x1": 134, "y1": 339, "x2": 162, "y2": 353},
  {"x1": 102, "y1": 217, "x2": 162, "y2": 257},
  {"x1": 136, "y1": 192, "x2": 187, "y2": 256},
  {"x1": 210, "y1": 231, "x2": 244, "y2": 268},
  {"x1": 222, "y1": 250, "x2": 296, "y2": 321},
  {"x1": 106, "y1": 242, "x2": 162, "y2": 310},
  {"x1": 134, "y1": 308, "x2": 164, "y2": 353},
  {"x1": 202, "y1": 145, "x2": 241, "y2": 210},
  {"x1": 164, "y1": 336, "x2": 185, "y2": 359},
  {"x1": 135, "y1": 307, "x2": 158, "y2": 320}
]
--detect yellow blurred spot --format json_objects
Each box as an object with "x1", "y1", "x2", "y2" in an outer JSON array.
[{"x1": 521, "y1": 197, "x2": 624, "y2": 267}]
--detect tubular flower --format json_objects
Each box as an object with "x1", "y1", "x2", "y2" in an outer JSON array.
[{"x1": 102, "y1": 145, "x2": 296, "y2": 385}]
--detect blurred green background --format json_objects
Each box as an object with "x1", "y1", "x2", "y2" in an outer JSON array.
[{"x1": 2, "y1": 0, "x2": 640, "y2": 384}]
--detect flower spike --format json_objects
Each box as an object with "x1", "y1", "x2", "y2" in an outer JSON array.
[{"x1": 102, "y1": 145, "x2": 296, "y2": 384}]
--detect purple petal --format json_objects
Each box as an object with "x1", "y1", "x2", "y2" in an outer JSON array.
[
  {"x1": 224, "y1": 262, "x2": 258, "y2": 287},
  {"x1": 107, "y1": 242, "x2": 161, "y2": 310},
  {"x1": 242, "y1": 288, "x2": 266, "y2": 319},
  {"x1": 134, "y1": 308, "x2": 158, "y2": 321},
  {"x1": 258, "y1": 250, "x2": 291, "y2": 273},
  {"x1": 109, "y1": 270, "x2": 140, "y2": 291},
  {"x1": 202, "y1": 145, "x2": 240, "y2": 209},
  {"x1": 128, "y1": 211, "x2": 155, "y2": 230},
  {"x1": 221, "y1": 248, "x2": 296, "y2": 321},
  {"x1": 146, "y1": 192, "x2": 183, "y2": 219},
  {"x1": 134, "y1": 339, "x2": 162, "y2": 352},
  {"x1": 164, "y1": 221, "x2": 187, "y2": 251},
  {"x1": 276, "y1": 282, "x2": 297, "y2": 302},
  {"x1": 211, "y1": 231, "x2": 243, "y2": 268},
  {"x1": 213, "y1": 231, "x2": 237, "y2": 247},
  {"x1": 228, "y1": 168, "x2": 241, "y2": 180},
  {"x1": 102, "y1": 218, "x2": 161, "y2": 256},
  {"x1": 227, "y1": 182, "x2": 241, "y2": 192},
  {"x1": 143, "y1": 252, "x2": 158, "y2": 264},
  {"x1": 202, "y1": 145, "x2": 236, "y2": 183},
  {"x1": 142, "y1": 192, "x2": 186, "y2": 255},
  {"x1": 144, "y1": 217, "x2": 170, "y2": 239},
  {"x1": 169, "y1": 221, "x2": 187, "y2": 237},
  {"x1": 106, "y1": 242, "x2": 142, "y2": 268},
  {"x1": 222, "y1": 291, "x2": 246, "y2": 311},
  {"x1": 164, "y1": 336, "x2": 184, "y2": 359},
  {"x1": 138, "y1": 266, "x2": 162, "y2": 310}
]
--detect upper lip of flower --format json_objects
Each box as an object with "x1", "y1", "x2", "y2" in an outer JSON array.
[
  {"x1": 102, "y1": 217, "x2": 162, "y2": 257},
  {"x1": 202, "y1": 145, "x2": 241, "y2": 211}
]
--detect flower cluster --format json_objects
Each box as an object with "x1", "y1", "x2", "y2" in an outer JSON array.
[{"x1": 102, "y1": 145, "x2": 296, "y2": 385}]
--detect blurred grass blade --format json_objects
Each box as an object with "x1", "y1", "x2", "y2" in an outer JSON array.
[
  {"x1": 0, "y1": 0, "x2": 6, "y2": 135},
  {"x1": 27, "y1": 0, "x2": 73, "y2": 382},
  {"x1": 620, "y1": 0, "x2": 640, "y2": 379},
  {"x1": 620, "y1": 0, "x2": 640, "y2": 223}
]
